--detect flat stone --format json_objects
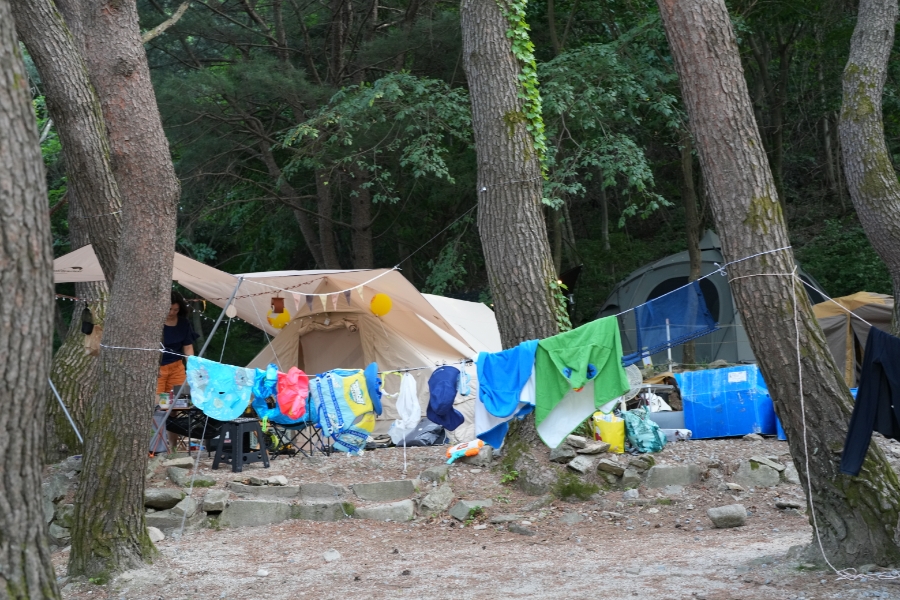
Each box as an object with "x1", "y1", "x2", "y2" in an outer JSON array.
[
  {"x1": 48, "y1": 523, "x2": 70, "y2": 543},
  {"x1": 144, "y1": 488, "x2": 186, "y2": 510},
  {"x1": 299, "y1": 483, "x2": 348, "y2": 501},
  {"x1": 147, "y1": 527, "x2": 164, "y2": 543},
  {"x1": 461, "y1": 446, "x2": 493, "y2": 467},
  {"x1": 725, "y1": 482, "x2": 745, "y2": 492},
  {"x1": 775, "y1": 500, "x2": 802, "y2": 510},
  {"x1": 663, "y1": 485, "x2": 684, "y2": 496},
  {"x1": 419, "y1": 464, "x2": 451, "y2": 483},
  {"x1": 354, "y1": 499, "x2": 416, "y2": 522},
  {"x1": 145, "y1": 508, "x2": 204, "y2": 532},
  {"x1": 227, "y1": 482, "x2": 300, "y2": 498},
  {"x1": 449, "y1": 499, "x2": 494, "y2": 521},
  {"x1": 549, "y1": 444, "x2": 577, "y2": 463},
  {"x1": 489, "y1": 514, "x2": 523, "y2": 523},
  {"x1": 420, "y1": 483, "x2": 454, "y2": 514},
  {"x1": 323, "y1": 549, "x2": 342, "y2": 563},
  {"x1": 621, "y1": 468, "x2": 642, "y2": 489},
  {"x1": 743, "y1": 434, "x2": 764, "y2": 442},
  {"x1": 172, "y1": 496, "x2": 199, "y2": 519},
  {"x1": 577, "y1": 442, "x2": 610, "y2": 455},
  {"x1": 623, "y1": 489, "x2": 640, "y2": 500},
  {"x1": 645, "y1": 464, "x2": 701, "y2": 488},
  {"x1": 167, "y1": 467, "x2": 190, "y2": 487},
  {"x1": 522, "y1": 494, "x2": 554, "y2": 511},
  {"x1": 508, "y1": 524, "x2": 535, "y2": 536},
  {"x1": 733, "y1": 460, "x2": 780, "y2": 488},
  {"x1": 162, "y1": 457, "x2": 195, "y2": 469},
  {"x1": 566, "y1": 455, "x2": 594, "y2": 474},
  {"x1": 628, "y1": 456, "x2": 654, "y2": 472},
  {"x1": 560, "y1": 512, "x2": 584, "y2": 525},
  {"x1": 782, "y1": 464, "x2": 801, "y2": 485},
  {"x1": 55, "y1": 503, "x2": 75, "y2": 528},
  {"x1": 749, "y1": 456, "x2": 785, "y2": 472},
  {"x1": 248, "y1": 476, "x2": 267, "y2": 486},
  {"x1": 292, "y1": 501, "x2": 353, "y2": 522},
  {"x1": 256, "y1": 569, "x2": 269, "y2": 577},
  {"x1": 597, "y1": 459, "x2": 625, "y2": 477},
  {"x1": 352, "y1": 480, "x2": 418, "y2": 502},
  {"x1": 566, "y1": 435, "x2": 589, "y2": 449},
  {"x1": 267, "y1": 475, "x2": 289, "y2": 486},
  {"x1": 202, "y1": 490, "x2": 230, "y2": 513},
  {"x1": 707, "y1": 504, "x2": 747, "y2": 528},
  {"x1": 218, "y1": 499, "x2": 292, "y2": 528}
]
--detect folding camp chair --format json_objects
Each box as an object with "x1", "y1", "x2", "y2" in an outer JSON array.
[{"x1": 268, "y1": 419, "x2": 330, "y2": 458}]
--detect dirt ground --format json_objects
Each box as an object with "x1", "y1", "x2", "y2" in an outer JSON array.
[{"x1": 54, "y1": 436, "x2": 900, "y2": 600}]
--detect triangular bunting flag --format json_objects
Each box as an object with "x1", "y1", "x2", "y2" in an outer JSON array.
[
  {"x1": 305, "y1": 295, "x2": 314, "y2": 311},
  {"x1": 319, "y1": 294, "x2": 328, "y2": 311},
  {"x1": 356, "y1": 286, "x2": 364, "y2": 302},
  {"x1": 292, "y1": 293, "x2": 302, "y2": 313},
  {"x1": 331, "y1": 294, "x2": 338, "y2": 311},
  {"x1": 343, "y1": 290, "x2": 352, "y2": 306}
]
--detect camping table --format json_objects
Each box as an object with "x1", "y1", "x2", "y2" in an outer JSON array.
[{"x1": 149, "y1": 406, "x2": 199, "y2": 455}]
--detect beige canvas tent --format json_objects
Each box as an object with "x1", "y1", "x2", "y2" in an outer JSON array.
[
  {"x1": 813, "y1": 292, "x2": 892, "y2": 388},
  {"x1": 54, "y1": 245, "x2": 502, "y2": 441}
]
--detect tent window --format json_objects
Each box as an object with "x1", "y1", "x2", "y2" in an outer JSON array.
[{"x1": 646, "y1": 277, "x2": 720, "y2": 321}]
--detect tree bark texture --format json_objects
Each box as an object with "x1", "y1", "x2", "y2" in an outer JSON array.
[
  {"x1": 460, "y1": 0, "x2": 559, "y2": 348},
  {"x1": 838, "y1": 0, "x2": 900, "y2": 335},
  {"x1": 657, "y1": 0, "x2": 900, "y2": 568},
  {"x1": 68, "y1": 0, "x2": 180, "y2": 578},
  {"x1": 316, "y1": 168, "x2": 342, "y2": 269},
  {"x1": 349, "y1": 165, "x2": 374, "y2": 269},
  {"x1": 0, "y1": 3, "x2": 61, "y2": 596},
  {"x1": 11, "y1": 0, "x2": 122, "y2": 283}
]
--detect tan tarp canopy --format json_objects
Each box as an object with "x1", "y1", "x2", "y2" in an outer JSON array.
[
  {"x1": 54, "y1": 245, "x2": 502, "y2": 441},
  {"x1": 813, "y1": 291, "x2": 892, "y2": 387}
]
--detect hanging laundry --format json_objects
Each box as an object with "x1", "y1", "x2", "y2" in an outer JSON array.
[
  {"x1": 252, "y1": 364, "x2": 306, "y2": 426},
  {"x1": 277, "y1": 367, "x2": 309, "y2": 420},
  {"x1": 252, "y1": 363, "x2": 279, "y2": 402},
  {"x1": 621, "y1": 280, "x2": 718, "y2": 366},
  {"x1": 477, "y1": 339, "x2": 538, "y2": 418},
  {"x1": 309, "y1": 364, "x2": 380, "y2": 454},
  {"x1": 187, "y1": 355, "x2": 255, "y2": 421},
  {"x1": 475, "y1": 366, "x2": 536, "y2": 449},
  {"x1": 388, "y1": 373, "x2": 421, "y2": 445},
  {"x1": 534, "y1": 316, "x2": 630, "y2": 448},
  {"x1": 426, "y1": 366, "x2": 464, "y2": 431},
  {"x1": 840, "y1": 328, "x2": 900, "y2": 476},
  {"x1": 364, "y1": 362, "x2": 383, "y2": 416}
]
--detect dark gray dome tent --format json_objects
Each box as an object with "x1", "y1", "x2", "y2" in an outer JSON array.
[{"x1": 597, "y1": 230, "x2": 827, "y2": 366}]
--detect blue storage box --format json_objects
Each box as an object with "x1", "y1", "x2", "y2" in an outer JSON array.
[{"x1": 674, "y1": 365, "x2": 777, "y2": 439}]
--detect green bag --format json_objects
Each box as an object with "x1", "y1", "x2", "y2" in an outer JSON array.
[{"x1": 622, "y1": 408, "x2": 667, "y2": 453}]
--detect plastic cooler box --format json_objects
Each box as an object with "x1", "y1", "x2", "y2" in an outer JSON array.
[{"x1": 674, "y1": 365, "x2": 777, "y2": 439}]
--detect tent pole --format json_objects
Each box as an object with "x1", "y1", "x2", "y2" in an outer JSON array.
[
  {"x1": 48, "y1": 377, "x2": 83, "y2": 444},
  {"x1": 150, "y1": 277, "x2": 244, "y2": 454}
]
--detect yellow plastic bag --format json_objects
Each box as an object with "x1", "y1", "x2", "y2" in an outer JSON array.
[{"x1": 593, "y1": 412, "x2": 625, "y2": 454}]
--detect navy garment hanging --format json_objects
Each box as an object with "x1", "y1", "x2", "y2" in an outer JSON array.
[
  {"x1": 622, "y1": 280, "x2": 718, "y2": 366},
  {"x1": 840, "y1": 327, "x2": 900, "y2": 476}
]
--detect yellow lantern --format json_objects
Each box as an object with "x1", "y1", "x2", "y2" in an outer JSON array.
[
  {"x1": 370, "y1": 293, "x2": 392, "y2": 317},
  {"x1": 267, "y1": 308, "x2": 291, "y2": 329}
]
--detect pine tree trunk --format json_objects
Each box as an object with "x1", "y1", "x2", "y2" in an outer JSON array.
[
  {"x1": 0, "y1": 3, "x2": 61, "y2": 595},
  {"x1": 316, "y1": 168, "x2": 342, "y2": 269},
  {"x1": 838, "y1": 0, "x2": 900, "y2": 336},
  {"x1": 657, "y1": 0, "x2": 900, "y2": 568},
  {"x1": 11, "y1": 0, "x2": 122, "y2": 282},
  {"x1": 68, "y1": 0, "x2": 180, "y2": 578},
  {"x1": 349, "y1": 165, "x2": 374, "y2": 269},
  {"x1": 460, "y1": 0, "x2": 559, "y2": 348}
]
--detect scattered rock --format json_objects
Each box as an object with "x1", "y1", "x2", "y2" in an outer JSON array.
[
  {"x1": 560, "y1": 512, "x2": 584, "y2": 525},
  {"x1": 418, "y1": 464, "x2": 451, "y2": 483},
  {"x1": 549, "y1": 445, "x2": 577, "y2": 463},
  {"x1": 749, "y1": 456, "x2": 785, "y2": 472},
  {"x1": 707, "y1": 504, "x2": 747, "y2": 528},
  {"x1": 566, "y1": 455, "x2": 594, "y2": 474},
  {"x1": 782, "y1": 464, "x2": 801, "y2": 485},
  {"x1": 597, "y1": 459, "x2": 625, "y2": 477},
  {"x1": 145, "y1": 488, "x2": 186, "y2": 510},
  {"x1": 267, "y1": 475, "x2": 289, "y2": 486},
  {"x1": 461, "y1": 445, "x2": 493, "y2": 467},
  {"x1": 323, "y1": 549, "x2": 342, "y2": 563},
  {"x1": 449, "y1": 499, "x2": 494, "y2": 521},
  {"x1": 623, "y1": 489, "x2": 640, "y2": 501},
  {"x1": 489, "y1": 514, "x2": 523, "y2": 524},
  {"x1": 248, "y1": 476, "x2": 268, "y2": 486},
  {"x1": 508, "y1": 524, "x2": 536, "y2": 536},
  {"x1": 663, "y1": 485, "x2": 683, "y2": 496},
  {"x1": 522, "y1": 494, "x2": 554, "y2": 511},
  {"x1": 420, "y1": 483, "x2": 454, "y2": 514},
  {"x1": 48, "y1": 523, "x2": 70, "y2": 544},
  {"x1": 743, "y1": 434, "x2": 764, "y2": 442},
  {"x1": 621, "y1": 468, "x2": 642, "y2": 489},
  {"x1": 147, "y1": 527, "x2": 165, "y2": 543},
  {"x1": 256, "y1": 569, "x2": 269, "y2": 577},
  {"x1": 775, "y1": 500, "x2": 802, "y2": 510},
  {"x1": 352, "y1": 480, "x2": 418, "y2": 502},
  {"x1": 172, "y1": 497, "x2": 199, "y2": 519},
  {"x1": 202, "y1": 490, "x2": 229, "y2": 513},
  {"x1": 577, "y1": 442, "x2": 610, "y2": 455},
  {"x1": 628, "y1": 456, "x2": 654, "y2": 472},
  {"x1": 566, "y1": 435, "x2": 588, "y2": 449},
  {"x1": 167, "y1": 467, "x2": 190, "y2": 487},
  {"x1": 54, "y1": 504, "x2": 75, "y2": 528},
  {"x1": 645, "y1": 464, "x2": 701, "y2": 488},
  {"x1": 733, "y1": 460, "x2": 780, "y2": 488}
]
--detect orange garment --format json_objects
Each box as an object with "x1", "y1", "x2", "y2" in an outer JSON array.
[{"x1": 157, "y1": 360, "x2": 186, "y2": 394}]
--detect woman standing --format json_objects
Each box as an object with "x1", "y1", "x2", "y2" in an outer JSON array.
[{"x1": 157, "y1": 290, "x2": 198, "y2": 397}]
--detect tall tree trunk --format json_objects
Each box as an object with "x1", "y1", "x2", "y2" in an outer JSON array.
[
  {"x1": 11, "y1": 0, "x2": 123, "y2": 282},
  {"x1": 838, "y1": 0, "x2": 900, "y2": 336},
  {"x1": 0, "y1": 2, "x2": 60, "y2": 595},
  {"x1": 681, "y1": 130, "x2": 701, "y2": 366},
  {"x1": 599, "y1": 187, "x2": 610, "y2": 251},
  {"x1": 348, "y1": 165, "x2": 374, "y2": 269},
  {"x1": 461, "y1": 0, "x2": 559, "y2": 348},
  {"x1": 316, "y1": 168, "x2": 342, "y2": 268},
  {"x1": 551, "y1": 206, "x2": 563, "y2": 275},
  {"x1": 817, "y1": 29, "x2": 840, "y2": 205},
  {"x1": 658, "y1": 0, "x2": 900, "y2": 567},
  {"x1": 68, "y1": 0, "x2": 180, "y2": 578}
]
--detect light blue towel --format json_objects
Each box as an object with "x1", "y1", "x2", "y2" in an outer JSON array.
[
  {"x1": 477, "y1": 339, "x2": 538, "y2": 418},
  {"x1": 187, "y1": 356, "x2": 254, "y2": 421}
]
